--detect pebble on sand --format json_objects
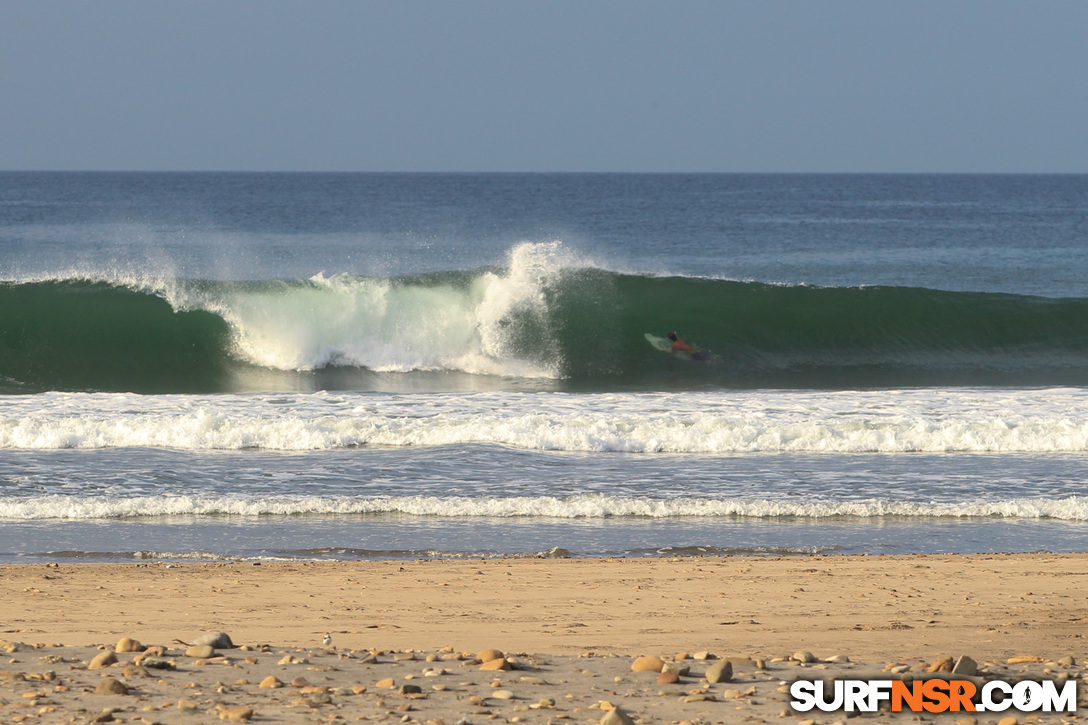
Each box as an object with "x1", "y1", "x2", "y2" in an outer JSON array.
[
  {"x1": 600, "y1": 705, "x2": 636, "y2": 725},
  {"x1": 952, "y1": 655, "x2": 978, "y2": 676},
  {"x1": 478, "y1": 648, "x2": 504, "y2": 663},
  {"x1": 95, "y1": 678, "x2": 129, "y2": 695},
  {"x1": 114, "y1": 636, "x2": 143, "y2": 653},
  {"x1": 704, "y1": 659, "x2": 733, "y2": 684},
  {"x1": 480, "y1": 657, "x2": 512, "y2": 671},
  {"x1": 88, "y1": 651, "x2": 118, "y2": 670},
  {"x1": 630, "y1": 655, "x2": 665, "y2": 673},
  {"x1": 217, "y1": 705, "x2": 256, "y2": 722},
  {"x1": 928, "y1": 656, "x2": 954, "y2": 673}
]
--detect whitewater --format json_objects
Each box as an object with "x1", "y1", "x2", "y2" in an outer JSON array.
[
  {"x1": 3, "y1": 172, "x2": 1088, "y2": 562},
  {"x1": 4, "y1": 388, "x2": 1088, "y2": 454}
]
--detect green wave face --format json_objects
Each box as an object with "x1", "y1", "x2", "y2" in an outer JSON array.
[
  {"x1": 0, "y1": 280, "x2": 234, "y2": 393},
  {"x1": 4, "y1": 272, "x2": 1088, "y2": 394},
  {"x1": 553, "y1": 273, "x2": 1088, "y2": 388}
]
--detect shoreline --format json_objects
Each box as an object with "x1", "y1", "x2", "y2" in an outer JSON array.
[
  {"x1": 5, "y1": 553, "x2": 1086, "y2": 660},
  {"x1": 3, "y1": 553, "x2": 1088, "y2": 723}
]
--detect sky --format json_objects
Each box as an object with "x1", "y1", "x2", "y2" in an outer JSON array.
[{"x1": 2, "y1": 0, "x2": 1086, "y2": 173}]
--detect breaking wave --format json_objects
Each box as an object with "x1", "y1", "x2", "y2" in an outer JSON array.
[
  {"x1": 6, "y1": 241, "x2": 1088, "y2": 393},
  {"x1": 4, "y1": 493, "x2": 1087, "y2": 521}
]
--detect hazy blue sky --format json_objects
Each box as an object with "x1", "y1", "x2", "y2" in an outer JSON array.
[{"x1": 3, "y1": 0, "x2": 1086, "y2": 172}]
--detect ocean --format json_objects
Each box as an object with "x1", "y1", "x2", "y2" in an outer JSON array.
[{"x1": 2, "y1": 172, "x2": 1088, "y2": 562}]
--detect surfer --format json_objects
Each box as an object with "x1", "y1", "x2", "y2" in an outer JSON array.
[{"x1": 667, "y1": 332, "x2": 697, "y2": 355}]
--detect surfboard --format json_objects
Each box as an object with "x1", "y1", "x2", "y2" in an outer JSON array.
[
  {"x1": 645, "y1": 333, "x2": 711, "y2": 362},
  {"x1": 644, "y1": 333, "x2": 673, "y2": 352}
]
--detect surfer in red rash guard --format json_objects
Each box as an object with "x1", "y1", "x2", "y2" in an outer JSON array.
[{"x1": 667, "y1": 332, "x2": 696, "y2": 354}]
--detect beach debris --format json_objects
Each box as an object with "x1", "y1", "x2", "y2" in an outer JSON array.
[
  {"x1": 791, "y1": 651, "x2": 818, "y2": 664},
  {"x1": 519, "y1": 675, "x2": 547, "y2": 685},
  {"x1": 683, "y1": 693, "x2": 716, "y2": 703},
  {"x1": 6, "y1": 637, "x2": 1088, "y2": 724},
  {"x1": 136, "y1": 645, "x2": 167, "y2": 660}
]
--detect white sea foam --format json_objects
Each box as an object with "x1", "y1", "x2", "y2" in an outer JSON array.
[
  {"x1": 4, "y1": 387, "x2": 1088, "y2": 453},
  {"x1": 172, "y1": 240, "x2": 587, "y2": 378},
  {"x1": 5, "y1": 241, "x2": 597, "y2": 380},
  {"x1": 3, "y1": 493, "x2": 1087, "y2": 521}
]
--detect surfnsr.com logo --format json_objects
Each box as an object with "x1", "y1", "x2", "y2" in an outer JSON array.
[{"x1": 790, "y1": 678, "x2": 1077, "y2": 714}]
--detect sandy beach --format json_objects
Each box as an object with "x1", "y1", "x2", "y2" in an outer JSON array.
[{"x1": 3, "y1": 553, "x2": 1087, "y2": 723}]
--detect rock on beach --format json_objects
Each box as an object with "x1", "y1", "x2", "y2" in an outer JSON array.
[
  {"x1": 88, "y1": 651, "x2": 118, "y2": 670},
  {"x1": 657, "y1": 671, "x2": 680, "y2": 684},
  {"x1": 630, "y1": 655, "x2": 665, "y2": 673},
  {"x1": 95, "y1": 677, "x2": 129, "y2": 695},
  {"x1": 114, "y1": 636, "x2": 143, "y2": 653},
  {"x1": 704, "y1": 659, "x2": 733, "y2": 683},
  {"x1": 190, "y1": 631, "x2": 234, "y2": 649},
  {"x1": 600, "y1": 705, "x2": 637, "y2": 725}
]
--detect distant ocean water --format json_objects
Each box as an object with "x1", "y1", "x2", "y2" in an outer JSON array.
[{"x1": 2, "y1": 172, "x2": 1088, "y2": 562}]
